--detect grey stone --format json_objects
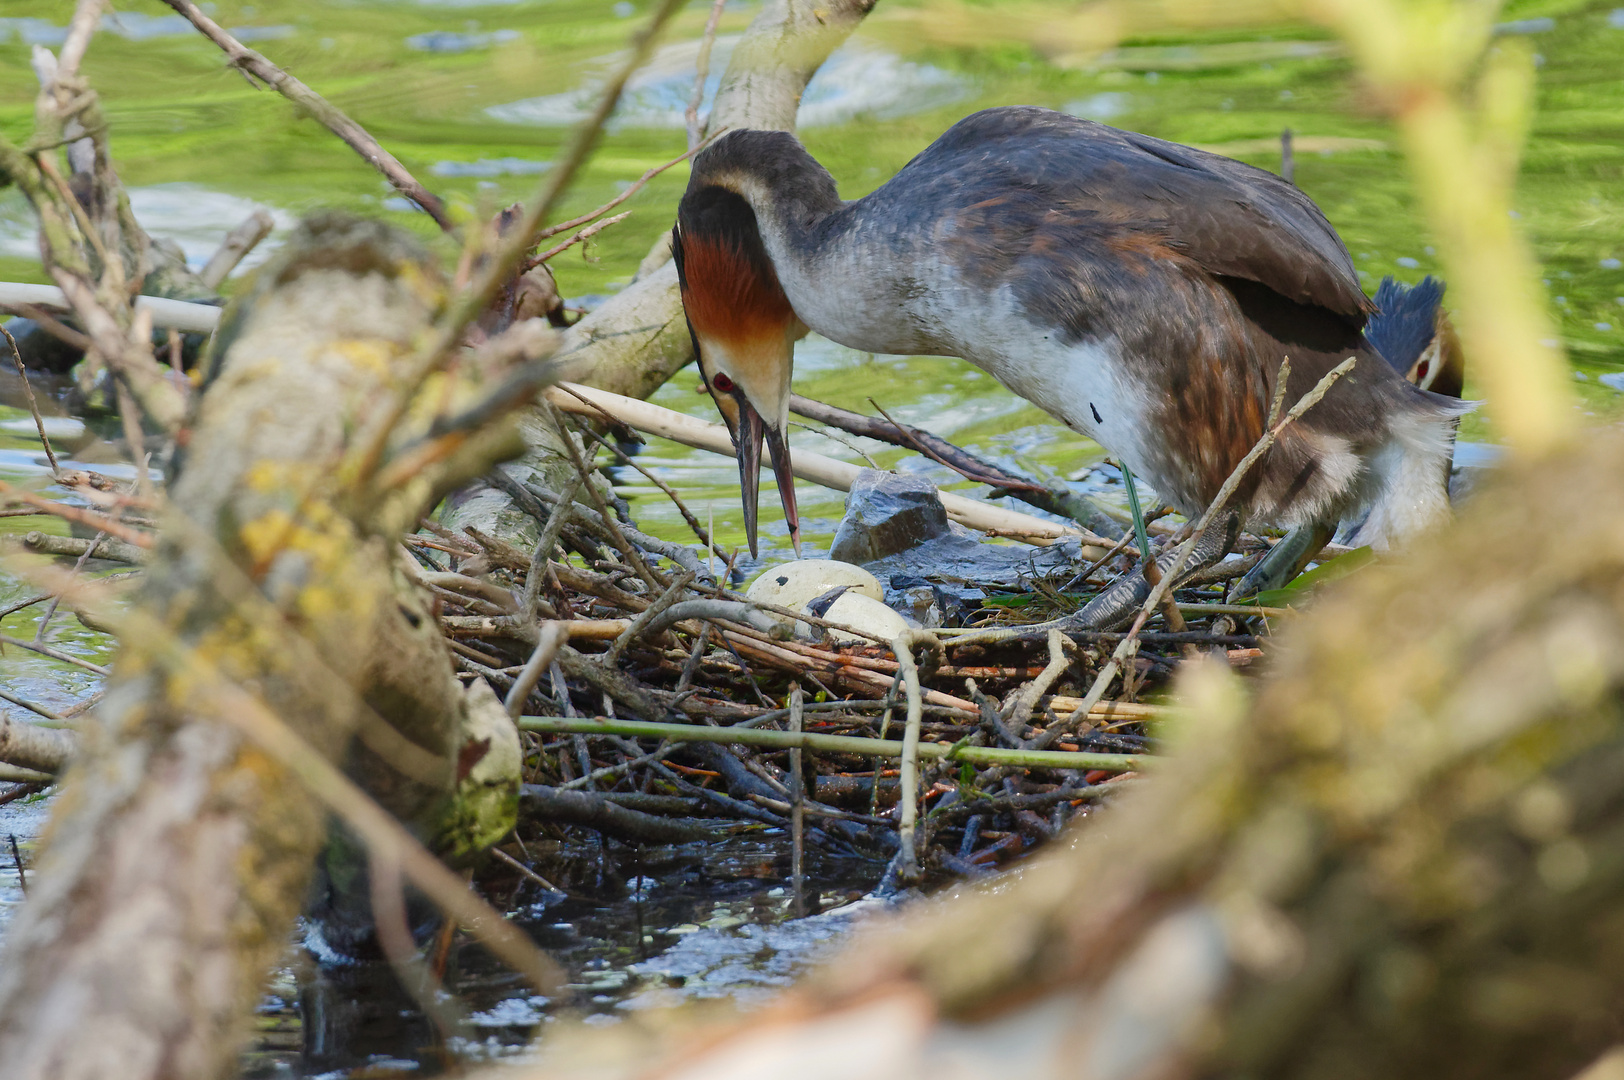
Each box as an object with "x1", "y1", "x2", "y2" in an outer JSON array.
[{"x1": 829, "y1": 470, "x2": 952, "y2": 564}]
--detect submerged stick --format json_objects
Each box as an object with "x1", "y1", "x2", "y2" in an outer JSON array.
[{"x1": 687, "y1": 0, "x2": 730, "y2": 149}]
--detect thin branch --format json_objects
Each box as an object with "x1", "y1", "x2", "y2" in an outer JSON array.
[
  {"x1": 1034, "y1": 356, "x2": 1359, "y2": 749},
  {"x1": 1, "y1": 326, "x2": 58, "y2": 474},
  {"x1": 892, "y1": 629, "x2": 936, "y2": 882},
  {"x1": 518, "y1": 134, "x2": 719, "y2": 271},
  {"x1": 687, "y1": 0, "x2": 730, "y2": 150},
  {"x1": 0, "y1": 481, "x2": 153, "y2": 548},
  {"x1": 159, "y1": 0, "x2": 453, "y2": 232},
  {"x1": 530, "y1": 210, "x2": 631, "y2": 266},
  {"x1": 505, "y1": 623, "x2": 569, "y2": 719}
]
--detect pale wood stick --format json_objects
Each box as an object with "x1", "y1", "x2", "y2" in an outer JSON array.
[{"x1": 543, "y1": 383, "x2": 1111, "y2": 550}]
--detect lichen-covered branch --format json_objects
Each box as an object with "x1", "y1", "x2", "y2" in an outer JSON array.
[{"x1": 0, "y1": 216, "x2": 544, "y2": 1080}]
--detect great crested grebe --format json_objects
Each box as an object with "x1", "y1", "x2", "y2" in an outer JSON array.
[{"x1": 672, "y1": 107, "x2": 1467, "y2": 617}]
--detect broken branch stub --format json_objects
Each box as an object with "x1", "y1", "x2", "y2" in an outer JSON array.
[{"x1": 0, "y1": 215, "x2": 531, "y2": 1080}]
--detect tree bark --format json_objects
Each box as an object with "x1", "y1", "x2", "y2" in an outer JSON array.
[
  {"x1": 507, "y1": 429, "x2": 1624, "y2": 1080},
  {"x1": 0, "y1": 215, "x2": 524, "y2": 1080}
]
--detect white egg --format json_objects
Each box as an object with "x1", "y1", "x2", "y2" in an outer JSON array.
[
  {"x1": 744, "y1": 559, "x2": 883, "y2": 612},
  {"x1": 817, "y1": 592, "x2": 910, "y2": 645}
]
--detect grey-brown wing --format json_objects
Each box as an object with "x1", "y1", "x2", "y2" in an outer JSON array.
[{"x1": 879, "y1": 107, "x2": 1373, "y2": 321}]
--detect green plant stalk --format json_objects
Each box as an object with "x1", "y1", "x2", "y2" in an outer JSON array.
[
  {"x1": 518, "y1": 717, "x2": 1146, "y2": 772},
  {"x1": 1120, "y1": 461, "x2": 1154, "y2": 564}
]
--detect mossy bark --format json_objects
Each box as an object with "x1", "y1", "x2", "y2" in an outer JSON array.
[{"x1": 0, "y1": 216, "x2": 522, "y2": 1080}]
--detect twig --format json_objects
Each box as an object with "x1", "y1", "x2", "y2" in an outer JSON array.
[
  {"x1": 604, "y1": 572, "x2": 695, "y2": 667},
  {"x1": 869, "y1": 398, "x2": 1044, "y2": 492},
  {"x1": 0, "y1": 634, "x2": 110, "y2": 675},
  {"x1": 558, "y1": 739, "x2": 682, "y2": 792},
  {"x1": 892, "y1": 630, "x2": 934, "y2": 882},
  {"x1": 789, "y1": 392, "x2": 1125, "y2": 538},
  {"x1": 0, "y1": 488, "x2": 152, "y2": 549},
  {"x1": 8, "y1": 834, "x2": 25, "y2": 895},
  {"x1": 368, "y1": 850, "x2": 469, "y2": 1039},
  {"x1": 789, "y1": 684, "x2": 805, "y2": 912},
  {"x1": 490, "y1": 845, "x2": 564, "y2": 894},
  {"x1": 33, "y1": 528, "x2": 104, "y2": 644},
  {"x1": 505, "y1": 622, "x2": 569, "y2": 719},
  {"x1": 352, "y1": 0, "x2": 686, "y2": 488},
  {"x1": 522, "y1": 473, "x2": 585, "y2": 619},
  {"x1": 2, "y1": 325, "x2": 58, "y2": 474},
  {"x1": 523, "y1": 134, "x2": 719, "y2": 257},
  {"x1": 549, "y1": 403, "x2": 662, "y2": 592},
  {"x1": 560, "y1": 394, "x2": 725, "y2": 560},
  {"x1": 1005, "y1": 629, "x2": 1072, "y2": 736},
  {"x1": 531, "y1": 210, "x2": 632, "y2": 265},
  {"x1": 0, "y1": 687, "x2": 64, "y2": 723}
]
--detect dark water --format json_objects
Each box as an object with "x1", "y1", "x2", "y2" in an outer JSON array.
[
  {"x1": 4, "y1": 0, "x2": 1624, "y2": 1073},
  {"x1": 246, "y1": 833, "x2": 884, "y2": 1077}
]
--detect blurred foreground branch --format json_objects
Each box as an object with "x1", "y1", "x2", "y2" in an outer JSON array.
[{"x1": 0, "y1": 216, "x2": 556, "y2": 1080}]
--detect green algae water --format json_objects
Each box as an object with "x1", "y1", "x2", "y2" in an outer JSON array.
[{"x1": 3, "y1": 0, "x2": 1623, "y2": 565}]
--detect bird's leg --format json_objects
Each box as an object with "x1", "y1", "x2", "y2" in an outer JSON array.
[
  {"x1": 1226, "y1": 521, "x2": 1335, "y2": 602},
  {"x1": 1069, "y1": 512, "x2": 1242, "y2": 631}
]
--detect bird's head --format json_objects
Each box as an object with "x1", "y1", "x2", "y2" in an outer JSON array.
[{"x1": 673, "y1": 181, "x2": 802, "y2": 557}]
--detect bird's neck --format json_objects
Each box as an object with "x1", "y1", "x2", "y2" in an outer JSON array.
[
  {"x1": 694, "y1": 161, "x2": 843, "y2": 276},
  {"x1": 680, "y1": 135, "x2": 935, "y2": 355}
]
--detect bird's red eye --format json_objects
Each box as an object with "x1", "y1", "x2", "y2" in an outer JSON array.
[
  {"x1": 1416, "y1": 360, "x2": 1431, "y2": 382},
  {"x1": 711, "y1": 372, "x2": 735, "y2": 392}
]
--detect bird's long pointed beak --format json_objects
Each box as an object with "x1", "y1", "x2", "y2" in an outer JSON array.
[
  {"x1": 766, "y1": 420, "x2": 800, "y2": 556},
  {"x1": 734, "y1": 400, "x2": 799, "y2": 558}
]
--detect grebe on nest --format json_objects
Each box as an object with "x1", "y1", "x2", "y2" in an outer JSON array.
[{"x1": 673, "y1": 107, "x2": 1467, "y2": 625}]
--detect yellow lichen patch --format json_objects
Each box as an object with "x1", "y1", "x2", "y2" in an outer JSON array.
[
  {"x1": 213, "y1": 356, "x2": 285, "y2": 391},
  {"x1": 333, "y1": 338, "x2": 399, "y2": 379},
  {"x1": 244, "y1": 460, "x2": 322, "y2": 497}
]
